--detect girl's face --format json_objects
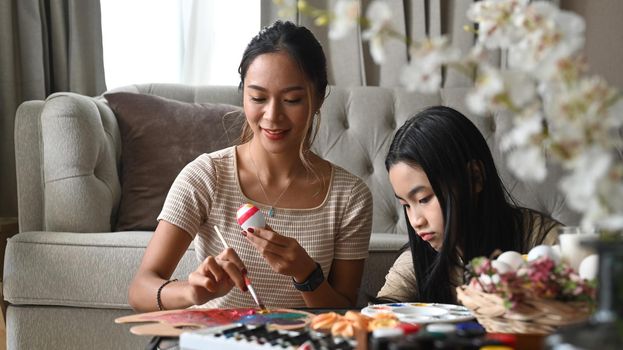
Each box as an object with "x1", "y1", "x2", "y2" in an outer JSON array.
[
  {"x1": 243, "y1": 51, "x2": 314, "y2": 155},
  {"x1": 389, "y1": 162, "x2": 444, "y2": 251}
]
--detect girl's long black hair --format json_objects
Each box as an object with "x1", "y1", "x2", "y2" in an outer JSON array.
[{"x1": 385, "y1": 106, "x2": 553, "y2": 303}]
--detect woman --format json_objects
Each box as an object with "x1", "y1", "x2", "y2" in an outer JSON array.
[
  {"x1": 377, "y1": 106, "x2": 559, "y2": 303},
  {"x1": 129, "y1": 21, "x2": 372, "y2": 311}
]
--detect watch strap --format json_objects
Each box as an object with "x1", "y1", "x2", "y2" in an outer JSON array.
[{"x1": 292, "y1": 262, "x2": 324, "y2": 292}]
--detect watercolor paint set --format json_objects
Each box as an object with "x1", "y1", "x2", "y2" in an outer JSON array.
[
  {"x1": 179, "y1": 323, "x2": 356, "y2": 350},
  {"x1": 360, "y1": 302, "x2": 474, "y2": 324}
]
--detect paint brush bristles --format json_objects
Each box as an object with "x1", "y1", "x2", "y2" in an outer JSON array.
[{"x1": 213, "y1": 225, "x2": 267, "y2": 312}]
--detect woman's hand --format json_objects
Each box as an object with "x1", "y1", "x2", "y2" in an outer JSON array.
[
  {"x1": 186, "y1": 248, "x2": 247, "y2": 306},
  {"x1": 244, "y1": 226, "x2": 317, "y2": 282}
]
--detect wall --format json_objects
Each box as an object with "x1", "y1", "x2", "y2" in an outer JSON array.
[{"x1": 561, "y1": 0, "x2": 623, "y2": 90}]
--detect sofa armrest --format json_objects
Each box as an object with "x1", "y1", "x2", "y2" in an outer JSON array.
[
  {"x1": 39, "y1": 93, "x2": 122, "y2": 232},
  {"x1": 15, "y1": 101, "x2": 45, "y2": 232}
]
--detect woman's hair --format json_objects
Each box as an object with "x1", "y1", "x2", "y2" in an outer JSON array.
[
  {"x1": 385, "y1": 106, "x2": 554, "y2": 303},
  {"x1": 237, "y1": 20, "x2": 328, "y2": 158}
]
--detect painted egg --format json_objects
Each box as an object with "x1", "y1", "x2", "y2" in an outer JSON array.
[
  {"x1": 496, "y1": 251, "x2": 525, "y2": 271},
  {"x1": 527, "y1": 245, "x2": 560, "y2": 264},
  {"x1": 578, "y1": 254, "x2": 599, "y2": 281},
  {"x1": 491, "y1": 260, "x2": 513, "y2": 274},
  {"x1": 236, "y1": 203, "x2": 266, "y2": 231}
]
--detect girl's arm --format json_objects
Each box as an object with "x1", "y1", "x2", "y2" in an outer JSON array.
[
  {"x1": 376, "y1": 250, "x2": 418, "y2": 302},
  {"x1": 128, "y1": 221, "x2": 247, "y2": 311}
]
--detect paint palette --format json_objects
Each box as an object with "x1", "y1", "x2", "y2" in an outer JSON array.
[
  {"x1": 361, "y1": 302, "x2": 474, "y2": 324},
  {"x1": 115, "y1": 308, "x2": 314, "y2": 337}
]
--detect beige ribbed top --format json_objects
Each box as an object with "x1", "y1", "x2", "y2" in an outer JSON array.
[{"x1": 158, "y1": 146, "x2": 373, "y2": 308}]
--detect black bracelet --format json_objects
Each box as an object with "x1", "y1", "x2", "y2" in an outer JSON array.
[{"x1": 157, "y1": 278, "x2": 178, "y2": 311}]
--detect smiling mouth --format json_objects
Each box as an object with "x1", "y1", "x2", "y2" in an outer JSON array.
[
  {"x1": 261, "y1": 128, "x2": 289, "y2": 141},
  {"x1": 262, "y1": 128, "x2": 286, "y2": 134}
]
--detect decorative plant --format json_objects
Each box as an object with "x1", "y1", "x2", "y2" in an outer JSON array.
[
  {"x1": 467, "y1": 255, "x2": 596, "y2": 309},
  {"x1": 276, "y1": 0, "x2": 623, "y2": 232}
]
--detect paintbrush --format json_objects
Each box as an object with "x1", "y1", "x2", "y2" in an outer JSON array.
[{"x1": 213, "y1": 225, "x2": 267, "y2": 312}]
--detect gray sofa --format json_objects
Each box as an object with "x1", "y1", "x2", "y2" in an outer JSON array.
[{"x1": 7, "y1": 84, "x2": 578, "y2": 349}]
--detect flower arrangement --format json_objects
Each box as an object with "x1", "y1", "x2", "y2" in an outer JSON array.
[
  {"x1": 466, "y1": 252, "x2": 596, "y2": 310},
  {"x1": 275, "y1": 0, "x2": 623, "y2": 232},
  {"x1": 455, "y1": 247, "x2": 597, "y2": 334}
]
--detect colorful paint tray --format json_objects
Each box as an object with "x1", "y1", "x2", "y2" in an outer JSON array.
[{"x1": 115, "y1": 308, "x2": 314, "y2": 336}]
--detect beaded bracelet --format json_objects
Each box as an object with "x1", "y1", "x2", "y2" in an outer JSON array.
[{"x1": 157, "y1": 278, "x2": 178, "y2": 311}]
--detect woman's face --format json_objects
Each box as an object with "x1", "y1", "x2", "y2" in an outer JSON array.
[
  {"x1": 389, "y1": 162, "x2": 444, "y2": 251},
  {"x1": 243, "y1": 51, "x2": 314, "y2": 155}
]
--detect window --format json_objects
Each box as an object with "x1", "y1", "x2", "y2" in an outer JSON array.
[{"x1": 101, "y1": 0, "x2": 260, "y2": 89}]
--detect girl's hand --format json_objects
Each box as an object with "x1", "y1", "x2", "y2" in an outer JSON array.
[
  {"x1": 244, "y1": 226, "x2": 317, "y2": 282},
  {"x1": 186, "y1": 248, "x2": 247, "y2": 306}
]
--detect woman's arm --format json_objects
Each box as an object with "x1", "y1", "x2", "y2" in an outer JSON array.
[
  {"x1": 129, "y1": 221, "x2": 193, "y2": 311},
  {"x1": 128, "y1": 221, "x2": 248, "y2": 311},
  {"x1": 243, "y1": 228, "x2": 363, "y2": 307},
  {"x1": 307, "y1": 258, "x2": 365, "y2": 307}
]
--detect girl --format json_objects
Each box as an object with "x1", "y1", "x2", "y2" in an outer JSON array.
[
  {"x1": 377, "y1": 106, "x2": 559, "y2": 303},
  {"x1": 129, "y1": 21, "x2": 372, "y2": 311}
]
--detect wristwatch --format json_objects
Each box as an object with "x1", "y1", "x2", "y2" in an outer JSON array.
[{"x1": 292, "y1": 262, "x2": 325, "y2": 292}]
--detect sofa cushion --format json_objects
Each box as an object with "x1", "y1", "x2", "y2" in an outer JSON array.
[
  {"x1": 2, "y1": 231, "x2": 198, "y2": 308},
  {"x1": 3, "y1": 232, "x2": 407, "y2": 308},
  {"x1": 105, "y1": 92, "x2": 244, "y2": 231}
]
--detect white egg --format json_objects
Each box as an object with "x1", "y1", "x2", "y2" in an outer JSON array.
[
  {"x1": 491, "y1": 260, "x2": 512, "y2": 274},
  {"x1": 527, "y1": 245, "x2": 560, "y2": 264},
  {"x1": 496, "y1": 251, "x2": 525, "y2": 271},
  {"x1": 579, "y1": 254, "x2": 599, "y2": 281},
  {"x1": 236, "y1": 203, "x2": 266, "y2": 231}
]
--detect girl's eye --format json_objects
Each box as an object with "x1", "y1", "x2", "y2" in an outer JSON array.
[
  {"x1": 419, "y1": 195, "x2": 432, "y2": 204},
  {"x1": 250, "y1": 96, "x2": 265, "y2": 103},
  {"x1": 284, "y1": 98, "x2": 302, "y2": 104}
]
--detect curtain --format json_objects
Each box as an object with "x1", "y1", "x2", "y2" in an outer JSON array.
[
  {"x1": 260, "y1": 0, "x2": 484, "y2": 88},
  {"x1": 0, "y1": 0, "x2": 106, "y2": 218},
  {"x1": 180, "y1": 0, "x2": 260, "y2": 86}
]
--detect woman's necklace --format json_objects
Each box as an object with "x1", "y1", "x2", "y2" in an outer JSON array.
[{"x1": 248, "y1": 145, "x2": 295, "y2": 218}]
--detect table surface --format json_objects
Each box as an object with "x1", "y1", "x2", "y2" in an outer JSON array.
[{"x1": 144, "y1": 308, "x2": 546, "y2": 350}]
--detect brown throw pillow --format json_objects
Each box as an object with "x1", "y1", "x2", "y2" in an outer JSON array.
[{"x1": 105, "y1": 92, "x2": 244, "y2": 231}]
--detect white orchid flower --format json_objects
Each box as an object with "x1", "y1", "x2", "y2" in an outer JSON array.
[
  {"x1": 500, "y1": 110, "x2": 543, "y2": 151},
  {"x1": 466, "y1": 66, "x2": 504, "y2": 114},
  {"x1": 400, "y1": 36, "x2": 461, "y2": 93},
  {"x1": 467, "y1": 66, "x2": 537, "y2": 115},
  {"x1": 509, "y1": 2, "x2": 585, "y2": 78},
  {"x1": 559, "y1": 146, "x2": 612, "y2": 212},
  {"x1": 400, "y1": 64, "x2": 441, "y2": 94},
  {"x1": 329, "y1": 0, "x2": 360, "y2": 39},
  {"x1": 362, "y1": 0, "x2": 393, "y2": 64},
  {"x1": 506, "y1": 145, "x2": 547, "y2": 181},
  {"x1": 467, "y1": 0, "x2": 529, "y2": 49}
]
